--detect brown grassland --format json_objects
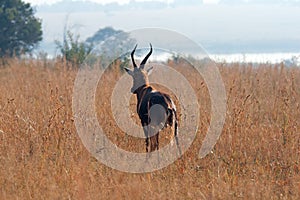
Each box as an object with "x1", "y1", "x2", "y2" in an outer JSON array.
[{"x1": 0, "y1": 58, "x2": 299, "y2": 199}]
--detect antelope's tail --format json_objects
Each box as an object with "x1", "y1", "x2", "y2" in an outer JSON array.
[{"x1": 173, "y1": 108, "x2": 182, "y2": 156}]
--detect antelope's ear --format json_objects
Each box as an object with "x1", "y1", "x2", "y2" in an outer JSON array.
[
  {"x1": 124, "y1": 68, "x2": 133, "y2": 76},
  {"x1": 146, "y1": 66, "x2": 153, "y2": 75}
]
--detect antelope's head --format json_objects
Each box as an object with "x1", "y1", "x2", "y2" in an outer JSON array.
[{"x1": 125, "y1": 44, "x2": 153, "y2": 94}]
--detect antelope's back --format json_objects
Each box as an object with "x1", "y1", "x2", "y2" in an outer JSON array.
[{"x1": 138, "y1": 90, "x2": 173, "y2": 125}]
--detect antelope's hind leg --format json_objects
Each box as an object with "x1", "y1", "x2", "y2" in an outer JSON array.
[
  {"x1": 143, "y1": 126, "x2": 149, "y2": 152},
  {"x1": 173, "y1": 111, "x2": 182, "y2": 156},
  {"x1": 149, "y1": 131, "x2": 160, "y2": 164},
  {"x1": 149, "y1": 133, "x2": 159, "y2": 152}
]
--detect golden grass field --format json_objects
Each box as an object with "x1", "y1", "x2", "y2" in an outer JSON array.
[{"x1": 0, "y1": 58, "x2": 299, "y2": 199}]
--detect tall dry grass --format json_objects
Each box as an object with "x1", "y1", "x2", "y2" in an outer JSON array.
[{"x1": 0, "y1": 59, "x2": 299, "y2": 199}]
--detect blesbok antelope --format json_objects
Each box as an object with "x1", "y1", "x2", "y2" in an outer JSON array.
[{"x1": 124, "y1": 44, "x2": 181, "y2": 153}]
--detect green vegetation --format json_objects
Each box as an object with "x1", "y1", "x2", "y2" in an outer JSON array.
[
  {"x1": 0, "y1": 0, "x2": 42, "y2": 57},
  {"x1": 55, "y1": 30, "x2": 93, "y2": 67}
]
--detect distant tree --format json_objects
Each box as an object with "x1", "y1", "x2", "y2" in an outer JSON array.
[
  {"x1": 0, "y1": 0, "x2": 42, "y2": 57},
  {"x1": 86, "y1": 27, "x2": 123, "y2": 43},
  {"x1": 55, "y1": 30, "x2": 93, "y2": 67},
  {"x1": 86, "y1": 26, "x2": 136, "y2": 58}
]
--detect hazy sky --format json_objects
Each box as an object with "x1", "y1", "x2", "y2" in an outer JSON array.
[
  {"x1": 21, "y1": 0, "x2": 300, "y2": 54},
  {"x1": 25, "y1": 0, "x2": 179, "y2": 6},
  {"x1": 24, "y1": 0, "x2": 300, "y2": 5},
  {"x1": 24, "y1": 0, "x2": 214, "y2": 5}
]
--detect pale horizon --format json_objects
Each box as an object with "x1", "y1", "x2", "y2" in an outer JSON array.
[{"x1": 22, "y1": 0, "x2": 300, "y2": 63}]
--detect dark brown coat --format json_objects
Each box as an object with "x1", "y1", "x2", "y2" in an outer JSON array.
[{"x1": 125, "y1": 44, "x2": 180, "y2": 153}]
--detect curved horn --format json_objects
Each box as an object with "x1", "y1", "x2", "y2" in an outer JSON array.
[
  {"x1": 140, "y1": 43, "x2": 152, "y2": 69},
  {"x1": 131, "y1": 44, "x2": 138, "y2": 68}
]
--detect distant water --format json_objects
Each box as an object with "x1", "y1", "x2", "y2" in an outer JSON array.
[
  {"x1": 210, "y1": 52, "x2": 300, "y2": 65},
  {"x1": 149, "y1": 51, "x2": 300, "y2": 65}
]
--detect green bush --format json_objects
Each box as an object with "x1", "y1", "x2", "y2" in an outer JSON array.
[{"x1": 55, "y1": 30, "x2": 93, "y2": 67}]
